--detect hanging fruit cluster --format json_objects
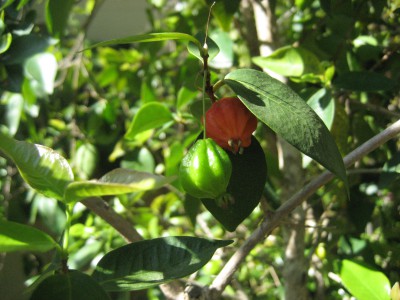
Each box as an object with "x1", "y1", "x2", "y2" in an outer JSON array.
[{"x1": 179, "y1": 94, "x2": 266, "y2": 232}]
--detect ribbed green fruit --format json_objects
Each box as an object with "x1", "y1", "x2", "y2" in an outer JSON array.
[{"x1": 179, "y1": 138, "x2": 232, "y2": 199}]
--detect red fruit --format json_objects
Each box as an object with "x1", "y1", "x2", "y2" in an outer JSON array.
[{"x1": 205, "y1": 97, "x2": 257, "y2": 154}]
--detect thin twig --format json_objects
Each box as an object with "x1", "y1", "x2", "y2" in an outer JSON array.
[{"x1": 209, "y1": 119, "x2": 400, "y2": 297}]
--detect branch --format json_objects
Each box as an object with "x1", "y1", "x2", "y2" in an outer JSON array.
[
  {"x1": 81, "y1": 197, "x2": 143, "y2": 243},
  {"x1": 209, "y1": 119, "x2": 400, "y2": 297}
]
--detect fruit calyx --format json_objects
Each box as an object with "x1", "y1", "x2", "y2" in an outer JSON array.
[{"x1": 205, "y1": 97, "x2": 257, "y2": 154}]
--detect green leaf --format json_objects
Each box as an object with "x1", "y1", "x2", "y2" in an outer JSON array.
[
  {"x1": 340, "y1": 259, "x2": 391, "y2": 300},
  {"x1": 333, "y1": 71, "x2": 395, "y2": 91},
  {"x1": 209, "y1": 29, "x2": 234, "y2": 69},
  {"x1": 0, "y1": 32, "x2": 12, "y2": 54},
  {"x1": 91, "y1": 236, "x2": 232, "y2": 291},
  {"x1": 3, "y1": 34, "x2": 54, "y2": 65},
  {"x1": 125, "y1": 102, "x2": 173, "y2": 140},
  {"x1": 0, "y1": 132, "x2": 74, "y2": 201},
  {"x1": 0, "y1": 0, "x2": 15, "y2": 10},
  {"x1": 176, "y1": 86, "x2": 198, "y2": 110},
  {"x1": 64, "y1": 168, "x2": 172, "y2": 203},
  {"x1": 31, "y1": 270, "x2": 110, "y2": 300},
  {"x1": 224, "y1": 69, "x2": 347, "y2": 187},
  {"x1": 307, "y1": 88, "x2": 335, "y2": 130},
  {"x1": 206, "y1": 0, "x2": 240, "y2": 31},
  {"x1": 0, "y1": 220, "x2": 57, "y2": 253},
  {"x1": 4, "y1": 92, "x2": 23, "y2": 136},
  {"x1": 24, "y1": 52, "x2": 58, "y2": 94},
  {"x1": 201, "y1": 136, "x2": 267, "y2": 231},
  {"x1": 252, "y1": 46, "x2": 323, "y2": 77},
  {"x1": 45, "y1": 0, "x2": 74, "y2": 38},
  {"x1": 87, "y1": 32, "x2": 201, "y2": 50},
  {"x1": 187, "y1": 32, "x2": 219, "y2": 62}
]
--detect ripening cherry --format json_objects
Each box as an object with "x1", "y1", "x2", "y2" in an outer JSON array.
[{"x1": 205, "y1": 97, "x2": 258, "y2": 154}]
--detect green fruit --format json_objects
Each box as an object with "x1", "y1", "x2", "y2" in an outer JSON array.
[{"x1": 179, "y1": 138, "x2": 232, "y2": 199}]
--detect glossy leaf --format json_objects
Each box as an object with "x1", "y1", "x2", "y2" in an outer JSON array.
[
  {"x1": 0, "y1": 132, "x2": 74, "y2": 200},
  {"x1": 224, "y1": 69, "x2": 347, "y2": 188},
  {"x1": 24, "y1": 52, "x2": 57, "y2": 94},
  {"x1": 340, "y1": 259, "x2": 391, "y2": 300},
  {"x1": 307, "y1": 88, "x2": 335, "y2": 130},
  {"x1": 4, "y1": 92, "x2": 23, "y2": 136},
  {"x1": 209, "y1": 29, "x2": 234, "y2": 69},
  {"x1": 45, "y1": 0, "x2": 74, "y2": 38},
  {"x1": 64, "y1": 168, "x2": 172, "y2": 203},
  {"x1": 202, "y1": 136, "x2": 267, "y2": 231},
  {"x1": 91, "y1": 236, "x2": 232, "y2": 291},
  {"x1": 252, "y1": 46, "x2": 323, "y2": 77},
  {"x1": 333, "y1": 71, "x2": 395, "y2": 91},
  {"x1": 0, "y1": 32, "x2": 11, "y2": 54},
  {"x1": 31, "y1": 270, "x2": 110, "y2": 300},
  {"x1": 0, "y1": 220, "x2": 57, "y2": 253},
  {"x1": 87, "y1": 32, "x2": 201, "y2": 50},
  {"x1": 125, "y1": 102, "x2": 173, "y2": 140},
  {"x1": 187, "y1": 32, "x2": 219, "y2": 62}
]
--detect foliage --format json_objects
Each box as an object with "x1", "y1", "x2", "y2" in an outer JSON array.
[{"x1": 0, "y1": 0, "x2": 399, "y2": 299}]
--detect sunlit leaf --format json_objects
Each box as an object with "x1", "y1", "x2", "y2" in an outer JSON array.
[
  {"x1": 0, "y1": 220, "x2": 57, "y2": 253},
  {"x1": 252, "y1": 46, "x2": 323, "y2": 77},
  {"x1": 24, "y1": 52, "x2": 57, "y2": 94},
  {"x1": 307, "y1": 88, "x2": 335, "y2": 130},
  {"x1": 64, "y1": 168, "x2": 173, "y2": 203},
  {"x1": 340, "y1": 259, "x2": 391, "y2": 300},
  {"x1": 209, "y1": 29, "x2": 234, "y2": 69},
  {"x1": 91, "y1": 236, "x2": 233, "y2": 291},
  {"x1": 87, "y1": 32, "x2": 201, "y2": 50},
  {"x1": 224, "y1": 69, "x2": 347, "y2": 188},
  {"x1": 125, "y1": 102, "x2": 173, "y2": 140},
  {"x1": 0, "y1": 132, "x2": 74, "y2": 200}
]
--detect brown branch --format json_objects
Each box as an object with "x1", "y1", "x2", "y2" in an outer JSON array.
[
  {"x1": 208, "y1": 119, "x2": 400, "y2": 297},
  {"x1": 81, "y1": 197, "x2": 143, "y2": 243}
]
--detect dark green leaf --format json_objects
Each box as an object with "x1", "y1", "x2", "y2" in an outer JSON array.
[
  {"x1": 45, "y1": 0, "x2": 74, "y2": 38},
  {"x1": 252, "y1": 46, "x2": 323, "y2": 77},
  {"x1": 202, "y1": 136, "x2": 267, "y2": 231},
  {"x1": 333, "y1": 71, "x2": 395, "y2": 91},
  {"x1": 31, "y1": 270, "x2": 110, "y2": 300},
  {"x1": 2, "y1": 34, "x2": 54, "y2": 65},
  {"x1": 0, "y1": 132, "x2": 74, "y2": 200},
  {"x1": 340, "y1": 259, "x2": 391, "y2": 300},
  {"x1": 64, "y1": 168, "x2": 172, "y2": 203},
  {"x1": 87, "y1": 32, "x2": 201, "y2": 50},
  {"x1": 125, "y1": 102, "x2": 173, "y2": 140},
  {"x1": 91, "y1": 236, "x2": 232, "y2": 291},
  {"x1": 0, "y1": 220, "x2": 57, "y2": 253},
  {"x1": 187, "y1": 32, "x2": 219, "y2": 62},
  {"x1": 224, "y1": 69, "x2": 348, "y2": 188},
  {"x1": 206, "y1": 0, "x2": 240, "y2": 31}
]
